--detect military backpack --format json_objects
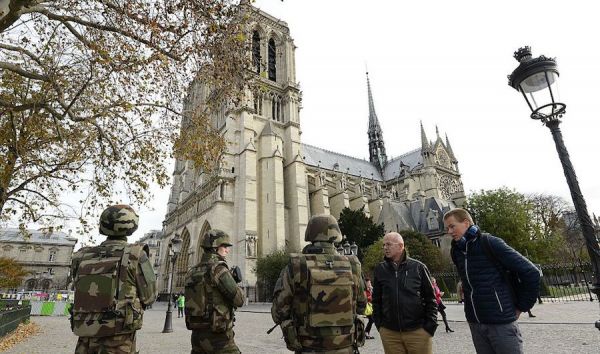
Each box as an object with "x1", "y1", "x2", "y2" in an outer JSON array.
[
  {"x1": 286, "y1": 253, "x2": 360, "y2": 351},
  {"x1": 70, "y1": 244, "x2": 146, "y2": 337},
  {"x1": 184, "y1": 260, "x2": 234, "y2": 332}
]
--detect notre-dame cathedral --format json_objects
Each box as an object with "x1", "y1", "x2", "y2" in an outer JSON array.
[{"x1": 158, "y1": 4, "x2": 465, "y2": 295}]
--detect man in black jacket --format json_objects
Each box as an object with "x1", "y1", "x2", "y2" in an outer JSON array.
[
  {"x1": 444, "y1": 208, "x2": 540, "y2": 354},
  {"x1": 372, "y1": 232, "x2": 437, "y2": 354}
]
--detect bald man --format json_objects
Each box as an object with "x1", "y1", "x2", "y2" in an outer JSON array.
[{"x1": 372, "y1": 232, "x2": 438, "y2": 354}]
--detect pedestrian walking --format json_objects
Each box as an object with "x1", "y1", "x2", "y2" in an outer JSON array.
[
  {"x1": 177, "y1": 293, "x2": 185, "y2": 318},
  {"x1": 364, "y1": 278, "x2": 375, "y2": 340},
  {"x1": 372, "y1": 232, "x2": 438, "y2": 354},
  {"x1": 271, "y1": 214, "x2": 367, "y2": 353},
  {"x1": 444, "y1": 208, "x2": 541, "y2": 354},
  {"x1": 431, "y1": 277, "x2": 453, "y2": 333},
  {"x1": 457, "y1": 280, "x2": 464, "y2": 304},
  {"x1": 69, "y1": 204, "x2": 157, "y2": 354}
]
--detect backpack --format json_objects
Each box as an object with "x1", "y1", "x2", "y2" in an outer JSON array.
[
  {"x1": 184, "y1": 260, "x2": 233, "y2": 332},
  {"x1": 480, "y1": 234, "x2": 519, "y2": 304},
  {"x1": 71, "y1": 244, "x2": 145, "y2": 337},
  {"x1": 289, "y1": 253, "x2": 359, "y2": 350}
]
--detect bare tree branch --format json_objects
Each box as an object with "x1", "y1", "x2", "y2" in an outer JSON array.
[
  {"x1": 36, "y1": 8, "x2": 184, "y2": 61},
  {"x1": 0, "y1": 61, "x2": 48, "y2": 80}
]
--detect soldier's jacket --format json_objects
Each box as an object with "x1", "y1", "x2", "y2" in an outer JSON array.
[
  {"x1": 271, "y1": 242, "x2": 367, "y2": 352},
  {"x1": 70, "y1": 238, "x2": 157, "y2": 338},
  {"x1": 184, "y1": 252, "x2": 244, "y2": 332}
]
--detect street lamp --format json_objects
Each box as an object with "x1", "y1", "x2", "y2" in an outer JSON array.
[
  {"x1": 508, "y1": 46, "x2": 600, "y2": 330},
  {"x1": 343, "y1": 240, "x2": 351, "y2": 255},
  {"x1": 162, "y1": 233, "x2": 183, "y2": 333},
  {"x1": 336, "y1": 242, "x2": 345, "y2": 255},
  {"x1": 350, "y1": 242, "x2": 358, "y2": 256}
]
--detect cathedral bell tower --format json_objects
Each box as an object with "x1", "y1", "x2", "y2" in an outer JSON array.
[{"x1": 366, "y1": 72, "x2": 388, "y2": 171}]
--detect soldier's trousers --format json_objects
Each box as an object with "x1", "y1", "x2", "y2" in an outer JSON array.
[
  {"x1": 75, "y1": 332, "x2": 136, "y2": 354},
  {"x1": 191, "y1": 329, "x2": 240, "y2": 354},
  {"x1": 295, "y1": 348, "x2": 354, "y2": 354}
]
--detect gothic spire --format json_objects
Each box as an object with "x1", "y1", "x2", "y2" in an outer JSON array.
[
  {"x1": 445, "y1": 133, "x2": 456, "y2": 159},
  {"x1": 420, "y1": 121, "x2": 431, "y2": 153},
  {"x1": 367, "y1": 71, "x2": 381, "y2": 131},
  {"x1": 366, "y1": 71, "x2": 387, "y2": 171}
]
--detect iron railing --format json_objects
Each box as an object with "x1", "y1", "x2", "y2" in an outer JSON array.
[{"x1": 432, "y1": 262, "x2": 595, "y2": 303}]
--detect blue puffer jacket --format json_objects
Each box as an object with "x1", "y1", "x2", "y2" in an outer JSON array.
[{"x1": 451, "y1": 225, "x2": 540, "y2": 324}]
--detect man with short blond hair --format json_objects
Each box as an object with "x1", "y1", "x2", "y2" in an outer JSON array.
[
  {"x1": 443, "y1": 208, "x2": 473, "y2": 225},
  {"x1": 444, "y1": 208, "x2": 540, "y2": 354},
  {"x1": 372, "y1": 232, "x2": 437, "y2": 354}
]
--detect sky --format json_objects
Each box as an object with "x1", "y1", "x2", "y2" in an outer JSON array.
[{"x1": 132, "y1": 0, "x2": 600, "y2": 242}]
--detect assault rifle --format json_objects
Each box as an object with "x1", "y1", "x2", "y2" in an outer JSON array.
[{"x1": 230, "y1": 266, "x2": 243, "y2": 283}]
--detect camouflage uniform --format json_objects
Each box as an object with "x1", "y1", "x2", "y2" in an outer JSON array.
[
  {"x1": 184, "y1": 230, "x2": 245, "y2": 354},
  {"x1": 271, "y1": 215, "x2": 367, "y2": 354},
  {"x1": 70, "y1": 205, "x2": 157, "y2": 354}
]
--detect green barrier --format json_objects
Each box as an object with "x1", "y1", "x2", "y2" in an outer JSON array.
[
  {"x1": 64, "y1": 303, "x2": 72, "y2": 316},
  {"x1": 40, "y1": 302, "x2": 55, "y2": 316}
]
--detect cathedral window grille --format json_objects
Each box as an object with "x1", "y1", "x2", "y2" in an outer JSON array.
[
  {"x1": 252, "y1": 31, "x2": 261, "y2": 74},
  {"x1": 272, "y1": 98, "x2": 276, "y2": 120},
  {"x1": 268, "y1": 38, "x2": 277, "y2": 81},
  {"x1": 271, "y1": 95, "x2": 282, "y2": 121}
]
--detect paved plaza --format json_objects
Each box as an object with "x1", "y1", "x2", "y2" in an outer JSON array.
[{"x1": 3, "y1": 302, "x2": 599, "y2": 354}]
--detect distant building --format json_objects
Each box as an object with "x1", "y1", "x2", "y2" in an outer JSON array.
[
  {"x1": 0, "y1": 228, "x2": 78, "y2": 291},
  {"x1": 136, "y1": 230, "x2": 163, "y2": 279}
]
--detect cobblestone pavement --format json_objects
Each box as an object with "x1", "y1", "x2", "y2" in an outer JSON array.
[{"x1": 4, "y1": 302, "x2": 599, "y2": 354}]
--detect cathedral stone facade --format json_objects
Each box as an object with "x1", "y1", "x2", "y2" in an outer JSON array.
[{"x1": 158, "y1": 5, "x2": 465, "y2": 296}]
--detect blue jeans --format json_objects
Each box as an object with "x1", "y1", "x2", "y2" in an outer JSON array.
[{"x1": 468, "y1": 321, "x2": 523, "y2": 354}]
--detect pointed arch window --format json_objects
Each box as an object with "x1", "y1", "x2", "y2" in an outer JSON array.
[
  {"x1": 252, "y1": 31, "x2": 261, "y2": 74},
  {"x1": 175, "y1": 232, "x2": 191, "y2": 288},
  {"x1": 268, "y1": 38, "x2": 276, "y2": 81}
]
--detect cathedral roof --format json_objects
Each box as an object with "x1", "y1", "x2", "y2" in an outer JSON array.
[
  {"x1": 379, "y1": 197, "x2": 456, "y2": 235},
  {"x1": 302, "y1": 143, "x2": 424, "y2": 183},
  {"x1": 301, "y1": 143, "x2": 383, "y2": 180},
  {"x1": 382, "y1": 148, "x2": 423, "y2": 180}
]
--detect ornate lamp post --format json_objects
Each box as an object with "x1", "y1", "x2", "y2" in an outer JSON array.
[
  {"x1": 343, "y1": 240, "x2": 351, "y2": 255},
  {"x1": 336, "y1": 242, "x2": 345, "y2": 255},
  {"x1": 162, "y1": 233, "x2": 183, "y2": 333},
  {"x1": 508, "y1": 46, "x2": 600, "y2": 330},
  {"x1": 350, "y1": 242, "x2": 359, "y2": 256}
]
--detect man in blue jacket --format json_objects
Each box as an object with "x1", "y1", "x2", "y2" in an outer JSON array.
[{"x1": 443, "y1": 208, "x2": 540, "y2": 354}]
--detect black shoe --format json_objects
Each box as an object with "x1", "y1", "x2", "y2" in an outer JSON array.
[
  {"x1": 446, "y1": 327, "x2": 454, "y2": 333},
  {"x1": 529, "y1": 314, "x2": 536, "y2": 318}
]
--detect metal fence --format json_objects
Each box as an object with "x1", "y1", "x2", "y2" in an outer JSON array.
[
  {"x1": 252, "y1": 278, "x2": 276, "y2": 303},
  {"x1": 431, "y1": 262, "x2": 596, "y2": 303},
  {"x1": 0, "y1": 305, "x2": 31, "y2": 337}
]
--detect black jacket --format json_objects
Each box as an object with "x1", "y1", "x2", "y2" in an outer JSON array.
[
  {"x1": 451, "y1": 225, "x2": 540, "y2": 324},
  {"x1": 372, "y1": 252, "x2": 438, "y2": 336}
]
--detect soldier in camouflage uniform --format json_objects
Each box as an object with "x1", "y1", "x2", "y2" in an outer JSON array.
[
  {"x1": 271, "y1": 214, "x2": 367, "y2": 354},
  {"x1": 70, "y1": 205, "x2": 157, "y2": 354},
  {"x1": 184, "y1": 230, "x2": 245, "y2": 354}
]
